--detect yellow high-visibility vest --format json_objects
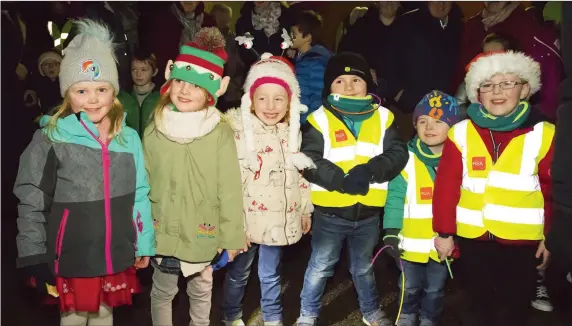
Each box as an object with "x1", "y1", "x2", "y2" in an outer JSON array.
[
  {"x1": 307, "y1": 106, "x2": 393, "y2": 208},
  {"x1": 450, "y1": 119, "x2": 554, "y2": 240},
  {"x1": 399, "y1": 152, "x2": 440, "y2": 263},
  {"x1": 47, "y1": 19, "x2": 73, "y2": 51}
]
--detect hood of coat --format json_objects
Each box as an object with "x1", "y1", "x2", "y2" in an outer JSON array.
[{"x1": 156, "y1": 106, "x2": 221, "y2": 144}]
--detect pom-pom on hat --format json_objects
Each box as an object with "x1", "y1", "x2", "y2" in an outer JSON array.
[
  {"x1": 239, "y1": 52, "x2": 315, "y2": 171},
  {"x1": 413, "y1": 90, "x2": 461, "y2": 127},
  {"x1": 464, "y1": 51, "x2": 541, "y2": 104},
  {"x1": 161, "y1": 27, "x2": 228, "y2": 106},
  {"x1": 59, "y1": 19, "x2": 119, "y2": 97}
]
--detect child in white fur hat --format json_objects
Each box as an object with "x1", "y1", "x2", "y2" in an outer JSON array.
[{"x1": 221, "y1": 53, "x2": 315, "y2": 326}]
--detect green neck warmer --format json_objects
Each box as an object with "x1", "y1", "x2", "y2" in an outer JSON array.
[
  {"x1": 326, "y1": 94, "x2": 377, "y2": 122},
  {"x1": 408, "y1": 136, "x2": 441, "y2": 168},
  {"x1": 327, "y1": 94, "x2": 377, "y2": 138},
  {"x1": 467, "y1": 101, "x2": 530, "y2": 132}
]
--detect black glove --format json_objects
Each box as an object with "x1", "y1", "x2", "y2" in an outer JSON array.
[
  {"x1": 383, "y1": 229, "x2": 403, "y2": 259},
  {"x1": 23, "y1": 263, "x2": 55, "y2": 296},
  {"x1": 343, "y1": 164, "x2": 372, "y2": 195}
]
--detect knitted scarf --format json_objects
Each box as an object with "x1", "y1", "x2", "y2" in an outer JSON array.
[
  {"x1": 251, "y1": 2, "x2": 281, "y2": 37},
  {"x1": 409, "y1": 136, "x2": 441, "y2": 168},
  {"x1": 172, "y1": 3, "x2": 204, "y2": 47},
  {"x1": 467, "y1": 101, "x2": 530, "y2": 132},
  {"x1": 326, "y1": 94, "x2": 377, "y2": 138}
]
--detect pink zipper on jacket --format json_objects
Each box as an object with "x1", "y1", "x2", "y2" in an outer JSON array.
[
  {"x1": 80, "y1": 120, "x2": 114, "y2": 275},
  {"x1": 54, "y1": 209, "x2": 70, "y2": 274}
]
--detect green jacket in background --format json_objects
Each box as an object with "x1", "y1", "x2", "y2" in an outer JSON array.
[
  {"x1": 117, "y1": 90, "x2": 161, "y2": 136},
  {"x1": 143, "y1": 118, "x2": 245, "y2": 263}
]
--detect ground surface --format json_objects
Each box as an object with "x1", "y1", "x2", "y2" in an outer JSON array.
[{"x1": 2, "y1": 230, "x2": 571, "y2": 326}]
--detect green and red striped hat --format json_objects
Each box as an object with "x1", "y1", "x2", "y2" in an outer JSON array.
[{"x1": 161, "y1": 27, "x2": 228, "y2": 106}]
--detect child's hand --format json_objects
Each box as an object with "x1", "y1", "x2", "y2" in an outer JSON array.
[
  {"x1": 302, "y1": 215, "x2": 312, "y2": 234},
  {"x1": 536, "y1": 240, "x2": 550, "y2": 270},
  {"x1": 134, "y1": 256, "x2": 150, "y2": 269},
  {"x1": 219, "y1": 248, "x2": 241, "y2": 262},
  {"x1": 242, "y1": 237, "x2": 252, "y2": 253},
  {"x1": 434, "y1": 236, "x2": 454, "y2": 261}
]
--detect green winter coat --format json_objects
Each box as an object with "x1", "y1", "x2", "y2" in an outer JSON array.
[
  {"x1": 117, "y1": 90, "x2": 140, "y2": 134},
  {"x1": 117, "y1": 90, "x2": 161, "y2": 136},
  {"x1": 143, "y1": 106, "x2": 244, "y2": 263}
]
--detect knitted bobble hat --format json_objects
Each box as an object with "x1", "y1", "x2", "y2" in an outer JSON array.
[
  {"x1": 464, "y1": 51, "x2": 541, "y2": 104},
  {"x1": 59, "y1": 19, "x2": 119, "y2": 97},
  {"x1": 240, "y1": 53, "x2": 315, "y2": 171},
  {"x1": 160, "y1": 27, "x2": 228, "y2": 106}
]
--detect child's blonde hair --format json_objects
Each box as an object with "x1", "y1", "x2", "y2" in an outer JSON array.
[
  {"x1": 151, "y1": 85, "x2": 210, "y2": 127},
  {"x1": 46, "y1": 91, "x2": 125, "y2": 142}
]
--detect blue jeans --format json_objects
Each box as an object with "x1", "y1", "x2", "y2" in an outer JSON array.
[
  {"x1": 222, "y1": 243, "x2": 283, "y2": 322},
  {"x1": 398, "y1": 259, "x2": 448, "y2": 324},
  {"x1": 299, "y1": 212, "x2": 383, "y2": 323}
]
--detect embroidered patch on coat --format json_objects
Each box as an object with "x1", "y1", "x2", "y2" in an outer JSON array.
[{"x1": 197, "y1": 224, "x2": 216, "y2": 239}]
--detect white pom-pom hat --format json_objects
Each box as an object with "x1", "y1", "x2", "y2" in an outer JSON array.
[
  {"x1": 464, "y1": 51, "x2": 541, "y2": 104},
  {"x1": 240, "y1": 53, "x2": 315, "y2": 171}
]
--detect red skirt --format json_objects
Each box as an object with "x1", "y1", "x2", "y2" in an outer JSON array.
[{"x1": 56, "y1": 267, "x2": 141, "y2": 313}]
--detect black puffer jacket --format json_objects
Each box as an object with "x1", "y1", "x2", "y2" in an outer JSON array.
[
  {"x1": 337, "y1": 4, "x2": 408, "y2": 101},
  {"x1": 546, "y1": 2, "x2": 572, "y2": 270},
  {"x1": 301, "y1": 104, "x2": 408, "y2": 221},
  {"x1": 391, "y1": 4, "x2": 463, "y2": 113}
]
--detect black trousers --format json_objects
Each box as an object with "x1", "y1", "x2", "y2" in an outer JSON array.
[{"x1": 458, "y1": 238, "x2": 538, "y2": 326}]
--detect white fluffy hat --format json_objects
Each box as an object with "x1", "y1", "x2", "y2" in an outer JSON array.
[
  {"x1": 240, "y1": 53, "x2": 315, "y2": 171},
  {"x1": 464, "y1": 51, "x2": 541, "y2": 104}
]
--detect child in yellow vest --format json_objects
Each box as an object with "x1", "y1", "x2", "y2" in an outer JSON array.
[{"x1": 383, "y1": 90, "x2": 461, "y2": 326}]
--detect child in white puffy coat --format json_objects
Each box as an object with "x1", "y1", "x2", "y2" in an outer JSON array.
[{"x1": 221, "y1": 53, "x2": 315, "y2": 326}]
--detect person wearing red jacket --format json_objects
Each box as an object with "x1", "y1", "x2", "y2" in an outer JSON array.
[{"x1": 433, "y1": 51, "x2": 554, "y2": 326}]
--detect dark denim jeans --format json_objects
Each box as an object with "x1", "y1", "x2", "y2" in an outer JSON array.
[
  {"x1": 298, "y1": 211, "x2": 385, "y2": 324},
  {"x1": 398, "y1": 259, "x2": 448, "y2": 325},
  {"x1": 222, "y1": 243, "x2": 283, "y2": 323}
]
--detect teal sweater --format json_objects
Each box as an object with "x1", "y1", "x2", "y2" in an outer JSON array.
[{"x1": 383, "y1": 138, "x2": 440, "y2": 230}]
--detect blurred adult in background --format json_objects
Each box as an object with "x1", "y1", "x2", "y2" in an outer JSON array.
[
  {"x1": 235, "y1": 1, "x2": 293, "y2": 69},
  {"x1": 456, "y1": 1, "x2": 563, "y2": 121},
  {"x1": 139, "y1": 1, "x2": 215, "y2": 85},
  {"x1": 338, "y1": 2, "x2": 406, "y2": 102},
  {"x1": 211, "y1": 3, "x2": 245, "y2": 112},
  {"x1": 390, "y1": 1, "x2": 463, "y2": 139},
  {"x1": 546, "y1": 0, "x2": 572, "y2": 280}
]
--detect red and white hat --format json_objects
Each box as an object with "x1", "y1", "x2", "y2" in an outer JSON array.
[
  {"x1": 464, "y1": 51, "x2": 541, "y2": 104},
  {"x1": 239, "y1": 53, "x2": 315, "y2": 171}
]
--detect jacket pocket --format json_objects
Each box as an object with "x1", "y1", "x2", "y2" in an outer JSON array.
[{"x1": 54, "y1": 209, "x2": 70, "y2": 275}]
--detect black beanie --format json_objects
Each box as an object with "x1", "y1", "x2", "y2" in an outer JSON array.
[{"x1": 322, "y1": 52, "x2": 374, "y2": 99}]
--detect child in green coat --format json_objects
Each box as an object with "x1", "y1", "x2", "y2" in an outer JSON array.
[
  {"x1": 382, "y1": 90, "x2": 461, "y2": 326},
  {"x1": 120, "y1": 49, "x2": 161, "y2": 136}
]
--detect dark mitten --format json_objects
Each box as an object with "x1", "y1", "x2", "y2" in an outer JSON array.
[
  {"x1": 347, "y1": 164, "x2": 373, "y2": 184},
  {"x1": 342, "y1": 174, "x2": 369, "y2": 195},
  {"x1": 343, "y1": 164, "x2": 372, "y2": 195},
  {"x1": 23, "y1": 263, "x2": 55, "y2": 296},
  {"x1": 383, "y1": 229, "x2": 403, "y2": 259}
]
